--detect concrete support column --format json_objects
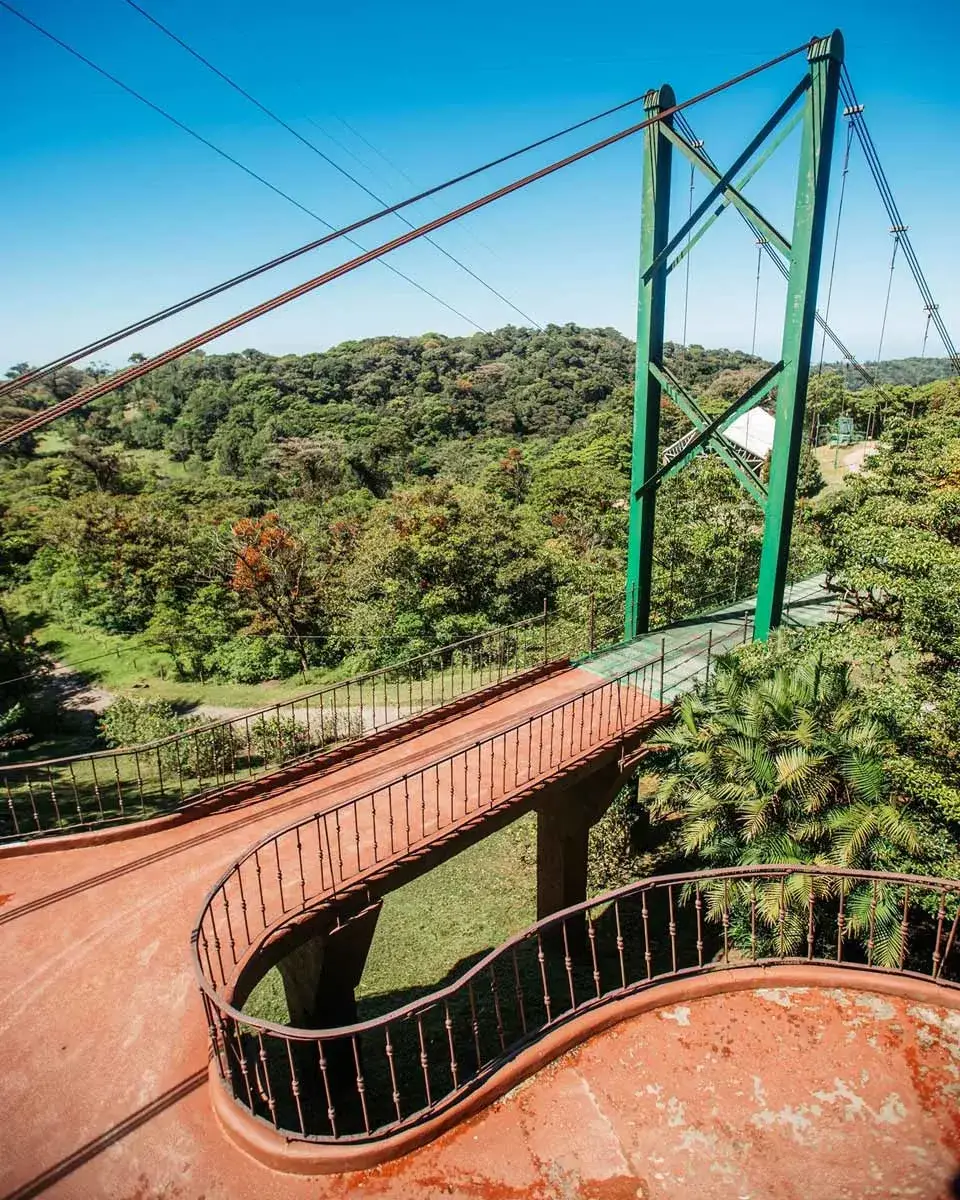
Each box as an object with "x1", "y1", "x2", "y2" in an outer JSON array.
[
  {"x1": 277, "y1": 900, "x2": 382, "y2": 1029},
  {"x1": 275, "y1": 901, "x2": 382, "y2": 1129},
  {"x1": 536, "y1": 798, "x2": 590, "y2": 921}
]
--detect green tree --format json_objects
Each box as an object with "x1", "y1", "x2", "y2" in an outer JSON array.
[{"x1": 653, "y1": 658, "x2": 928, "y2": 963}]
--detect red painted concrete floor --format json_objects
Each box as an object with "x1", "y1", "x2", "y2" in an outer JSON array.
[
  {"x1": 0, "y1": 666, "x2": 627, "y2": 1200},
  {"x1": 350, "y1": 987, "x2": 960, "y2": 1200},
  {"x1": 2, "y1": 666, "x2": 957, "y2": 1199}
]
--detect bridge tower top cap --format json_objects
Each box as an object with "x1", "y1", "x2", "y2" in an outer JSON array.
[
  {"x1": 643, "y1": 84, "x2": 676, "y2": 114},
  {"x1": 807, "y1": 29, "x2": 844, "y2": 64}
]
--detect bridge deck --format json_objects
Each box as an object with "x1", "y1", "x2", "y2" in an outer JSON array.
[
  {"x1": 582, "y1": 574, "x2": 836, "y2": 690},
  {"x1": 0, "y1": 587, "x2": 839, "y2": 1199}
]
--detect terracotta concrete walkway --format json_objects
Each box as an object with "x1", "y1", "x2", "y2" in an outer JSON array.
[
  {"x1": 0, "y1": 664, "x2": 633, "y2": 1200},
  {"x1": 0, "y1": 585, "x2": 851, "y2": 1200},
  {"x1": 356, "y1": 986, "x2": 960, "y2": 1200}
]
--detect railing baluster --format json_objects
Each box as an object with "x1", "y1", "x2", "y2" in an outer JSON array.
[
  {"x1": 867, "y1": 880, "x2": 878, "y2": 966},
  {"x1": 537, "y1": 932, "x2": 553, "y2": 1023},
  {"x1": 587, "y1": 910, "x2": 601, "y2": 997},
  {"x1": 695, "y1": 884, "x2": 704, "y2": 968},
  {"x1": 898, "y1": 885, "x2": 911, "y2": 971},
  {"x1": 317, "y1": 1040, "x2": 337, "y2": 1137},
  {"x1": 353, "y1": 1035, "x2": 371, "y2": 1132},
  {"x1": 416, "y1": 1016, "x2": 433, "y2": 1109},
  {"x1": 384, "y1": 1028, "x2": 402, "y2": 1122},
  {"x1": 806, "y1": 884, "x2": 815, "y2": 960},
  {"x1": 836, "y1": 884, "x2": 846, "y2": 962},
  {"x1": 512, "y1": 947, "x2": 527, "y2": 1034},
  {"x1": 640, "y1": 890, "x2": 653, "y2": 979},
  {"x1": 614, "y1": 899, "x2": 627, "y2": 989},
  {"x1": 489, "y1": 965, "x2": 506, "y2": 1052},
  {"x1": 562, "y1": 920, "x2": 576, "y2": 1011},
  {"x1": 444, "y1": 1001, "x2": 460, "y2": 1089}
]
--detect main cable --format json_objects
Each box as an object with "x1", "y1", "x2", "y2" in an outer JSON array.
[
  {"x1": 0, "y1": 0, "x2": 489, "y2": 347},
  {"x1": 0, "y1": 38, "x2": 814, "y2": 445},
  {"x1": 120, "y1": 0, "x2": 541, "y2": 329},
  {"x1": 0, "y1": 79, "x2": 666, "y2": 400},
  {"x1": 841, "y1": 67, "x2": 960, "y2": 373}
]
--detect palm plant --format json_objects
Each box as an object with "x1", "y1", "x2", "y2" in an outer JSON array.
[{"x1": 653, "y1": 657, "x2": 923, "y2": 964}]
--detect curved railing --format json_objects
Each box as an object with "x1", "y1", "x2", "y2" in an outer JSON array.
[
  {"x1": 191, "y1": 614, "x2": 889, "y2": 1147},
  {"x1": 0, "y1": 613, "x2": 550, "y2": 843},
  {"x1": 196, "y1": 862, "x2": 960, "y2": 1145}
]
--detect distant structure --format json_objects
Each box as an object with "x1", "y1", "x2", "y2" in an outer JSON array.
[{"x1": 663, "y1": 406, "x2": 776, "y2": 476}]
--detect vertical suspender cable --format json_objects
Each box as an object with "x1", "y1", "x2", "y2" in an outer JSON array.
[
  {"x1": 817, "y1": 118, "x2": 855, "y2": 374},
  {"x1": 869, "y1": 226, "x2": 904, "y2": 437},
  {"x1": 751, "y1": 239, "x2": 763, "y2": 356},
  {"x1": 680, "y1": 157, "x2": 697, "y2": 374},
  {"x1": 875, "y1": 228, "x2": 903, "y2": 366}
]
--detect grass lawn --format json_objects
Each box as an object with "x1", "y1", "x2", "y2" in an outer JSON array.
[
  {"x1": 244, "y1": 813, "x2": 540, "y2": 1024},
  {"x1": 22, "y1": 613, "x2": 369, "y2": 712}
]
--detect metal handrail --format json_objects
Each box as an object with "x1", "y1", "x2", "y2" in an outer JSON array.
[
  {"x1": 196, "y1": 861, "x2": 960, "y2": 1144},
  {"x1": 0, "y1": 612, "x2": 550, "y2": 841},
  {"x1": 6, "y1": 614, "x2": 546, "y2": 770},
  {"x1": 194, "y1": 618, "x2": 755, "y2": 1004}
]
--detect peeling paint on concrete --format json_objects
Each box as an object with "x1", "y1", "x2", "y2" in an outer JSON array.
[
  {"x1": 659, "y1": 1005, "x2": 691, "y2": 1026},
  {"x1": 755, "y1": 987, "x2": 807, "y2": 1008}
]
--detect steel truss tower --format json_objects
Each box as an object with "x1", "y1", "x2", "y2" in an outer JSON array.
[{"x1": 624, "y1": 31, "x2": 844, "y2": 641}]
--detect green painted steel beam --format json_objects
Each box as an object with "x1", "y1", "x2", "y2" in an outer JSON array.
[
  {"x1": 643, "y1": 79, "x2": 809, "y2": 285},
  {"x1": 661, "y1": 125, "x2": 792, "y2": 259},
  {"x1": 668, "y1": 109, "x2": 804, "y2": 276},
  {"x1": 754, "y1": 31, "x2": 844, "y2": 640},
  {"x1": 649, "y1": 363, "x2": 769, "y2": 506},
  {"x1": 645, "y1": 360, "x2": 784, "y2": 497},
  {"x1": 625, "y1": 85, "x2": 674, "y2": 641}
]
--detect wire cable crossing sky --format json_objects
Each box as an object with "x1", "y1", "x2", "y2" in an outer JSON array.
[{"x1": 0, "y1": 0, "x2": 957, "y2": 371}]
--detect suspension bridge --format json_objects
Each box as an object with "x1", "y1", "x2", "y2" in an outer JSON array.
[{"x1": 1, "y1": 26, "x2": 959, "y2": 1200}]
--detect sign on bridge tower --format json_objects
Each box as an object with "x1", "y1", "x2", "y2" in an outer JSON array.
[{"x1": 625, "y1": 31, "x2": 844, "y2": 642}]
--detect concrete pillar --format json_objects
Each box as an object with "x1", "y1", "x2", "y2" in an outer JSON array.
[
  {"x1": 277, "y1": 900, "x2": 382, "y2": 1028},
  {"x1": 536, "y1": 798, "x2": 589, "y2": 920},
  {"x1": 275, "y1": 901, "x2": 382, "y2": 1132}
]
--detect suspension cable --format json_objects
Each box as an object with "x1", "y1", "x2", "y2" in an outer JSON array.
[
  {"x1": 0, "y1": 82, "x2": 674, "y2": 400},
  {"x1": 0, "y1": 0, "x2": 491, "y2": 339},
  {"x1": 121, "y1": 0, "x2": 542, "y2": 330},
  {"x1": 0, "y1": 38, "x2": 815, "y2": 445},
  {"x1": 841, "y1": 67, "x2": 960, "y2": 373}
]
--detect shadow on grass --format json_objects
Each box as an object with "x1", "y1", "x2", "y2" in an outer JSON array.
[{"x1": 229, "y1": 886, "x2": 725, "y2": 1142}]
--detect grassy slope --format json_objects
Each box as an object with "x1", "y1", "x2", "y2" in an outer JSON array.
[{"x1": 245, "y1": 814, "x2": 539, "y2": 1024}]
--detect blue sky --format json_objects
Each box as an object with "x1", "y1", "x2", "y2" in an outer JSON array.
[{"x1": 2, "y1": 0, "x2": 958, "y2": 371}]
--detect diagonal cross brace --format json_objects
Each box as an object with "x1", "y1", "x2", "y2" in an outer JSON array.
[
  {"x1": 646, "y1": 361, "x2": 782, "y2": 506},
  {"x1": 667, "y1": 107, "x2": 803, "y2": 277},
  {"x1": 642, "y1": 78, "x2": 808, "y2": 284},
  {"x1": 661, "y1": 125, "x2": 792, "y2": 258}
]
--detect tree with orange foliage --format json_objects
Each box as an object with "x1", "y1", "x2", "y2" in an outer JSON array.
[{"x1": 225, "y1": 512, "x2": 314, "y2": 675}]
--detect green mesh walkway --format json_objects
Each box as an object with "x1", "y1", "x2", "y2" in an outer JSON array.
[{"x1": 579, "y1": 575, "x2": 839, "y2": 701}]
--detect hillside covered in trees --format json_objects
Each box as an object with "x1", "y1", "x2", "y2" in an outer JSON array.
[{"x1": 0, "y1": 324, "x2": 955, "y2": 767}]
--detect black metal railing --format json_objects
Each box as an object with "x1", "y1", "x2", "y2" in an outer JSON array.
[
  {"x1": 195, "y1": 862, "x2": 960, "y2": 1144},
  {"x1": 0, "y1": 613, "x2": 550, "y2": 842},
  {"x1": 190, "y1": 619, "x2": 883, "y2": 1142}
]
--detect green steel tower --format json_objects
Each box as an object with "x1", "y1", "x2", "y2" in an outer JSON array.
[{"x1": 624, "y1": 31, "x2": 844, "y2": 642}]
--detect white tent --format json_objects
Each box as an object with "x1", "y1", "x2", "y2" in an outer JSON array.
[{"x1": 723, "y1": 407, "x2": 776, "y2": 460}]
